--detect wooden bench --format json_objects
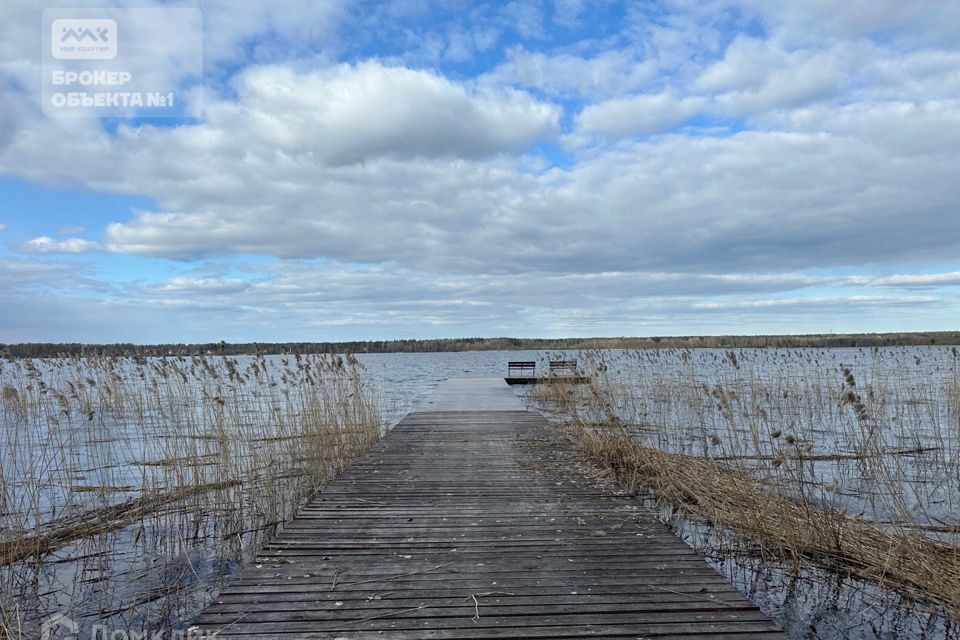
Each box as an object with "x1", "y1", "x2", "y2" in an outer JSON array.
[
  {"x1": 507, "y1": 360, "x2": 536, "y2": 378},
  {"x1": 549, "y1": 359, "x2": 578, "y2": 376}
]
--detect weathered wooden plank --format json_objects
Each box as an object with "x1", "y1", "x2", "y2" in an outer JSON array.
[
  {"x1": 189, "y1": 377, "x2": 784, "y2": 638},
  {"x1": 205, "y1": 590, "x2": 747, "y2": 610},
  {"x1": 203, "y1": 630, "x2": 784, "y2": 640},
  {"x1": 198, "y1": 576, "x2": 741, "y2": 597},
  {"x1": 201, "y1": 619, "x2": 783, "y2": 638},
  {"x1": 194, "y1": 600, "x2": 760, "y2": 624},
  {"x1": 195, "y1": 608, "x2": 775, "y2": 629},
  {"x1": 211, "y1": 584, "x2": 751, "y2": 608},
  {"x1": 197, "y1": 611, "x2": 779, "y2": 634}
]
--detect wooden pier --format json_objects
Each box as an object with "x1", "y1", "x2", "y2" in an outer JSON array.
[{"x1": 190, "y1": 377, "x2": 785, "y2": 638}]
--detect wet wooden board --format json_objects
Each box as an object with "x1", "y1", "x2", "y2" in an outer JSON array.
[{"x1": 190, "y1": 378, "x2": 785, "y2": 638}]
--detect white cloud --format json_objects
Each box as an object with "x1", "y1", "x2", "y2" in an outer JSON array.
[
  {"x1": 717, "y1": 62, "x2": 839, "y2": 115},
  {"x1": 441, "y1": 26, "x2": 501, "y2": 62},
  {"x1": 56, "y1": 263, "x2": 832, "y2": 338},
  {"x1": 5, "y1": 106, "x2": 960, "y2": 276},
  {"x1": 575, "y1": 90, "x2": 707, "y2": 137},
  {"x1": 24, "y1": 236, "x2": 103, "y2": 254},
  {"x1": 150, "y1": 277, "x2": 253, "y2": 295},
  {"x1": 501, "y1": 1, "x2": 546, "y2": 40},
  {"x1": 696, "y1": 37, "x2": 848, "y2": 115},
  {"x1": 6, "y1": 256, "x2": 954, "y2": 342},
  {"x1": 851, "y1": 271, "x2": 960, "y2": 289},
  {"x1": 2, "y1": 0, "x2": 960, "y2": 341},
  {"x1": 212, "y1": 61, "x2": 560, "y2": 165},
  {"x1": 194, "y1": 0, "x2": 347, "y2": 65},
  {"x1": 695, "y1": 37, "x2": 772, "y2": 93},
  {"x1": 770, "y1": 100, "x2": 960, "y2": 156},
  {"x1": 0, "y1": 259, "x2": 68, "y2": 286},
  {"x1": 737, "y1": 1, "x2": 960, "y2": 48},
  {"x1": 553, "y1": 0, "x2": 585, "y2": 29},
  {"x1": 483, "y1": 47, "x2": 656, "y2": 99},
  {"x1": 693, "y1": 294, "x2": 939, "y2": 311}
]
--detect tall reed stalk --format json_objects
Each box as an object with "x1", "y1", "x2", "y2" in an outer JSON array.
[
  {"x1": 532, "y1": 347, "x2": 960, "y2": 621},
  {"x1": 0, "y1": 353, "x2": 382, "y2": 636}
]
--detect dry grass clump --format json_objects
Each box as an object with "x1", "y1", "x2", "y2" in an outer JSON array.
[
  {"x1": 0, "y1": 480, "x2": 240, "y2": 568},
  {"x1": 0, "y1": 352, "x2": 382, "y2": 636},
  {"x1": 531, "y1": 346, "x2": 960, "y2": 621},
  {"x1": 572, "y1": 420, "x2": 960, "y2": 616}
]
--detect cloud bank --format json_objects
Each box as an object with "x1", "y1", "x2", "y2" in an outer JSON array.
[{"x1": 1, "y1": 0, "x2": 960, "y2": 341}]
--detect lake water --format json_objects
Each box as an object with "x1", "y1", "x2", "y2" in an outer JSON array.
[
  {"x1": 354, "y1": 349, "x2": 554, "y2": 424},
  {"x1": 2, "y1": 347, "x2": 958, "y2": 639}
]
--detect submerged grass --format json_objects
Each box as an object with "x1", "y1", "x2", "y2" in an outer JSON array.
[
  {"x1": 532, "y1": 347, "x2": 960, "y2": 626},
  {"x1": 0, "y1": 353, "x2": 382, "y2": 636}
]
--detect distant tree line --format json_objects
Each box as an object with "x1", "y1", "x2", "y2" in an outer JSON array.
[{"x1": 2, "y1": 332, "x2": 959, "y2": 358}]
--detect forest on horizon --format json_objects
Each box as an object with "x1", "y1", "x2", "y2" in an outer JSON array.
[{"x1": 5, "y1": 331, "x2": 960, "y2": 358}]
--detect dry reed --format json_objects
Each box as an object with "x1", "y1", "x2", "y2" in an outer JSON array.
[
  {"x1": 0, "y1": 352, "x2": 382, "y2": 636},
  {"x1": 570, "y1": 420, "x2": 960, "y2": 615},
  {"x1": 532, "y1": 346, "x2": 960, "y2": 621}
]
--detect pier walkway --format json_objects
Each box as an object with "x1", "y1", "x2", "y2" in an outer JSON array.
[{"x1": 190, "y1": 377, "x2": 785, "y2": 638}]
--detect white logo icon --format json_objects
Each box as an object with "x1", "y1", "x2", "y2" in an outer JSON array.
[
  {"x1": 52, "y1": 19, "x2": 117, "y2": 59},
  {"x1": 40, "y1": 613, "x2": 78, "y2": 640}
]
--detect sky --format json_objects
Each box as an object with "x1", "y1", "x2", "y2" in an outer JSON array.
[{"x1": 2, "y1": 0, "x2": 960, "y2": 343}]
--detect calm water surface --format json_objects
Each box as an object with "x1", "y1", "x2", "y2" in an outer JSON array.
[
  {"x1": 355, "y1": 349, "x2": 553, "y2": 424},
  {"x1": 4, "y1": 347, "x2": 957, "y2": 639}
]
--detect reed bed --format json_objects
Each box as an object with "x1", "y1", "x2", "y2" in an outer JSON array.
[
  {"x1": 532, "y1": 347, "x2": 960, "y2": 625},
  {"x1": 0, "y1": 353, "x2": 382, "y2": 637}
]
